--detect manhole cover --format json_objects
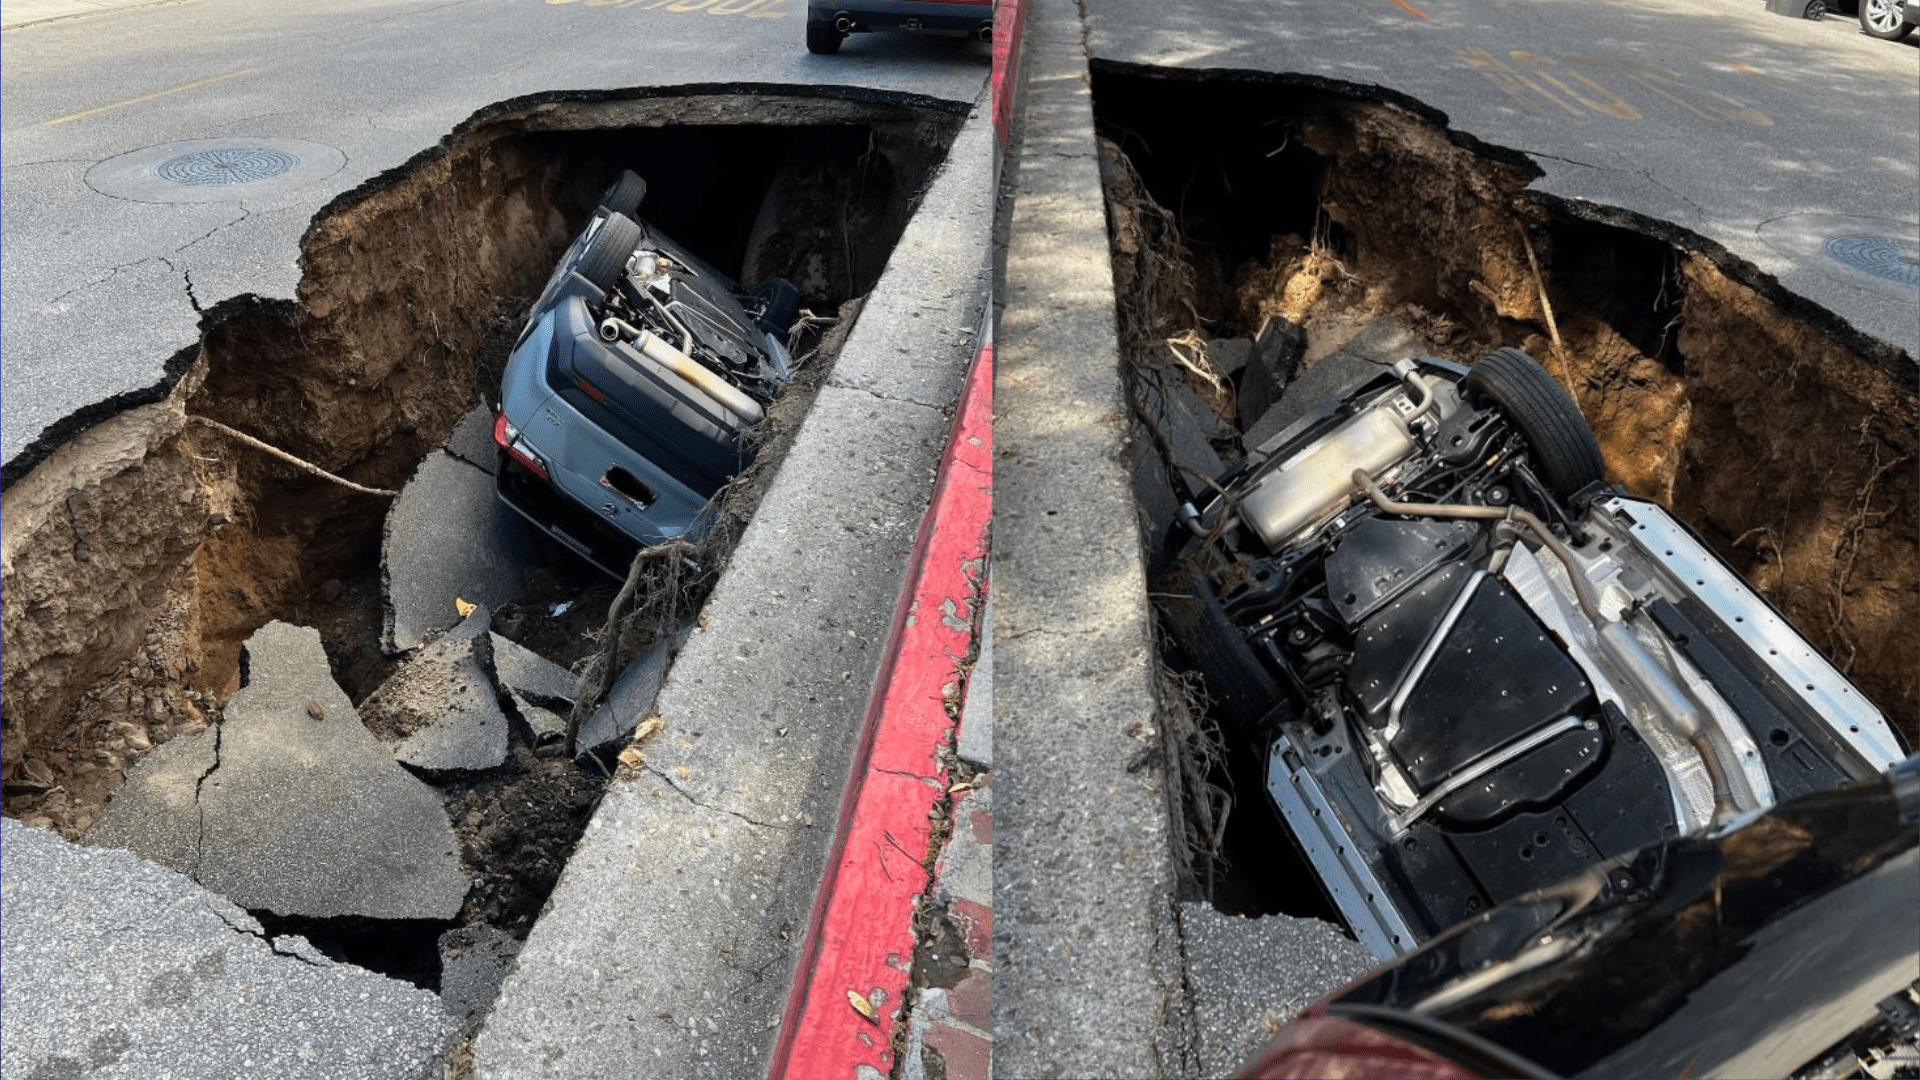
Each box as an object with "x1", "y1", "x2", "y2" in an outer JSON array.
[
  {"x1": 1757, "y1": 213, "x2": 1920, "y2": 304},
  {"x1": 87, "y1": 138, "x2": 346, "y2": 204},
  {"x1": 155, "y1": 148, "x2": 300, "y2": 186},
  {"x1": 1823, "y1": 234, "x2": 1920, "y2": 286}
]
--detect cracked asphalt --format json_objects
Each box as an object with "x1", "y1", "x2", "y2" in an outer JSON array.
[
  {"x1": 1080, "y1": 0, "x2": 1918, "y2": 360},
  {"x1": 2, "y1": 817, "x2": 454, "y2": 1080},
  {"x1": 0, "y1": 0, "x2": 991, "y2": 475}
]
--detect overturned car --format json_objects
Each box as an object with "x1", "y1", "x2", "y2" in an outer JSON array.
[
  {"x1": 494, "y1": 171, "x2": 798, "y2": 577},
  {"x1": 1163, "y1": 346, "x2": 1907, "y2": 959}
]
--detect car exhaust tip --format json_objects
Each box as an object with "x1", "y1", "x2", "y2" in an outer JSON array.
[
  {"x1": 976, "y1": 21, "x2": 992, "y2": 41},
  {"x1": 833, "y1": 13, "x2": 852, "y2": 32}
]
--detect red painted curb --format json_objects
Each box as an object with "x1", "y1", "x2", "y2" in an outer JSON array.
[
  {"x1": 765, "y1": 338, "x2": 994, "y2": 1080},
  {"x1": 992, "y1": 0, "x2": 1027, "y2": 150}
]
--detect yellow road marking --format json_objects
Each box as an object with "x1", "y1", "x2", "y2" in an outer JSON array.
[{"x1": 45, "y1": 67, "x2": 254, "y2": 127}]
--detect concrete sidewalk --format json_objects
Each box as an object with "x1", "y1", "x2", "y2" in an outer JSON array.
[
  {"x1": 991, "y1": 0, "x2": 1194, "y2": 1072},
  {"x1": 0, "y1": 0, "x2": 167, "y2": 30}
]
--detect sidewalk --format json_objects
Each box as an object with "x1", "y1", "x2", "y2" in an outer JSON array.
[{"x1": 0, "y1": 0, "x2": 169, "y2": 30}]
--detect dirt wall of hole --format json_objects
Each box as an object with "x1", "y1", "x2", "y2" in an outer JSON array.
[
  {"x1": 1094, "y1": 71, "x2": 1918, "y2": 737},
  {"x1": 0, "y1": 91, "x2": 963, "y2": 823}
]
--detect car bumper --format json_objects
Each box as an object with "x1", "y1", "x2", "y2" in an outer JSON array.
[
  {"x1": 808, "y1": 0, "x2": 992, "y2": 34},
  {"x1": 494, "y1": 318, "x2": 721, "y2": 574}
]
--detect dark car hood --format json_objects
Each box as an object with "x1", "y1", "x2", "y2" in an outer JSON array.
[{"x1": 1322, "y1": 755, "x2": 1920, "y2": 1079}]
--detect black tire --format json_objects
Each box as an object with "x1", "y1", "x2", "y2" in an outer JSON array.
[
  {"x1": 1464, "y1": 347, "x2": 1605, "y2": 498},
  {"x1": 1860, "y1": 0, "x2": 1915, "y2": 38},
  {"x1": 578, "y1": 212, "x2": 642, "y2": 292},
  {"x1": 1158, "y1": 559, "x2": 1284, "y2": 738},
  {"x1": 597, "y1": 170, "x2": 646, "y2": 218},
  {"x1": 752, "y1": 278, "x2": 800, "y2": 334},
  {"x1": 806, "y1": 22, "x2": 844, "y2": 53}
]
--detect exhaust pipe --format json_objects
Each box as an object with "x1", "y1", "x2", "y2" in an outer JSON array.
[
  {"x1": 976, "y1": 21, "x2": 992, "y2": 41},
  {"x1": 833, "y1": 13, "x2": 852, "y2": 32},
  {"x1": 599, "y1": 318, "x2": 764, "y2": 424},
  {"x1": 598, "y1": 317, "x2": 639, "y2": 343}
]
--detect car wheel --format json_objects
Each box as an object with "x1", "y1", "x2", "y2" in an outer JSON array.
[
  {"x1": 1158, "y1": 558, "x2": 1285, "y2": 737},
  {"x1": 580, "y1": 212, "x2": 643, "y2": 292},
  {"x1": 806, "y1": 21, "x2": 844, "y2": 53},
  {"x1": 1464, "y1": 347, "x2": 1605, "y2": 499},
  {"x1": 1860, "y1": 0, "x2": 1915, "y2": 38},
  {"x1": 751, "y1": 278, "x2": 801, "y2": 334},
  {"x1": 598, "y1": 170, "x2": 646, "y2": 218},
  {"x1": 1802, "y1": 0, "x2": 1827, "y2": 17}
]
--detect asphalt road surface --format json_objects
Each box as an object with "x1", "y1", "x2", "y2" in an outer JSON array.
[
  {"x1": 0, "y1": 0, "x2": 990, "y2": 473},
  {"x1": 1079, "y1": 0, "x2": 1918, "y2": 360}
]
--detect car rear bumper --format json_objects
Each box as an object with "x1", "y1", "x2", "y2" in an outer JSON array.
[
  {"x1": 808, "y1": 0, "x2": 992, "y2": 34},
  {"x1": 496, "y1": 454, "x2": 644, "y2": 579}
]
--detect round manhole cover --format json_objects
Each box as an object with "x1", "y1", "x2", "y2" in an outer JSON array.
[
  {"x1": 155, "y1": 147, "x2": 300, "y2": 186},
  {"x1": 1822, "y1": 234, "x2": 1920, "y2": 286},
  {"x1": 87, "y1": 138, "x2": 346, "y2": 204},
  {"x1": 1756, "y1": 213, "x2": 1920, "y2": 303}
]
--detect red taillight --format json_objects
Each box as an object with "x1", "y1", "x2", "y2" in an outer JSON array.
[
  {"x1": 1236, "y1": 1015, "x2": 1484, "y2": 1080},
  {"x1": 493, "y1": 413, "x2": 550, "y2": 482}
]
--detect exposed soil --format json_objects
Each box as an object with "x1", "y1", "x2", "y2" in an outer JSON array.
[
  {"x1": 1093, "y1": 70, "x2": 1918, "y2": 911},
  {"x1": 0, "y1": 91, "x2": 962, "y2": 979}
]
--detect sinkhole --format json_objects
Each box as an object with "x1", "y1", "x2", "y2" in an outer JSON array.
[
  {"x1": 0, "y1": 87, "x2": 966, "y2": 991},
  {"x1": 1090, "y1": 66, "x2": 1917, "y2": 925}
]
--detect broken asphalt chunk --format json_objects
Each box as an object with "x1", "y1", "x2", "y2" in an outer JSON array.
[
  {"x1": 382, "y1": 436, "x2": 534, "y2": 653},
  {"x1": 1245, "y1": 315, "x2": 1411, "y2": 454},
  {"x1": 442, "y1": 404, "x2": 499, "y2": 475},
  {"x1": 87, "y1": 621, "x2": 469, "y2": 921},
  {"x1": 361, "y1": 608, "x2": 511, "y2": 773},
  {"x1": 1236, "y1": 317, "x2": 1306, "y2": 433},
  {"x1": 575, "y1": 630, "x2": 684, "y2": 757}
]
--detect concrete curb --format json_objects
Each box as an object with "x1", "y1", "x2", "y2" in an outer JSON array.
[
  {"x1": 470, "y1": 83, "x2": 994, "y2": 1080},
  {"x1": 766, "y1": 336, "x2": 992, "y2": 1080},
  {"x1": 992, "y1": 0, "x2": 1030, "y2": 153},
  {"x1": 991, "y1": 0, "x2": 1196, "y2": 1073}
]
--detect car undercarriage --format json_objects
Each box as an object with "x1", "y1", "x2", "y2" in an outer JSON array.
[{"x1": 1163, "y1": 348, "x2": 1906, "y2": 958}]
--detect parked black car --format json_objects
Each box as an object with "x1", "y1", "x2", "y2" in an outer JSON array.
[
  {"x1": 494, "y1": 171, "x2": 798, "y2": 577},
  {"x1": 1162, "y1": 347, "x2": 1907, "y2": 959},
  {"x1": 805, "y1": 0, "x2": 992, "y2": 54}
]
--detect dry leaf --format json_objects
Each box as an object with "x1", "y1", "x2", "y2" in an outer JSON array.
[
  {"x1": 454, "y1": 597, "x2": 476, "y2": 617},
  {"x1": 633, "y1": 715, "x2": 665, "y2": 742},
  {"x1": 948, "y1": 782, "x2": 972, "y2": 793},
  {"x1": 847, "y1": 989, "x2": 877, "y2": 1021},
  {"x1": 617, "y1": 747, "x2": 645, "y2": 769}
]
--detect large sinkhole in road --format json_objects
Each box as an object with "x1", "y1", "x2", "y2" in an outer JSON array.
[
  {"x1": 1090, "y1": 68, "x2": 1918, "y2": 923},
  {"x1": 0, "y1": 91, "x2": 964, "y2": 989}
]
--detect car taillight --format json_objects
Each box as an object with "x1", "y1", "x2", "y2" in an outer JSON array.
[
  {"x1": 493, "y1": 413, "x2": 551, "y2": 482},
  {"x1": 1236, "y1": 1014, "x2": 1486, "y2": 1080}
]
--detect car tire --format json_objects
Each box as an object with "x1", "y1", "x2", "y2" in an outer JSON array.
[
  {"x1": 806, "y1": 22, "x2": 844, "y2": 53},
  {"x1": 579, "y1": 212, "x2": 643, "y2": 292},
  {"x1": 598, "y1": 170, "x2": 646, "y2": 218},
  {"x1": 1464, "y1": 347, "x2": 1605, "y2": 499},
  {"x1": 1158, "y1": 558, "x2": 1285, "y2": 737},
  {"x1": 751, "y1": 278, "x2": 801, "y2": 334},
  {"x1": 1860, "y1": 0, "x2": 1915, "y2": 38}
]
